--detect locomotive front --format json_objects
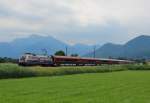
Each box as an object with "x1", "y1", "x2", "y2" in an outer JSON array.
[{"x1": 19, "y1": 53, "x2": 53, "y2": 66}]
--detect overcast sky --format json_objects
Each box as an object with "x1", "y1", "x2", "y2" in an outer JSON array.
[{"x1": 0, "y1": 0, "x2": 150, "y2": 45}]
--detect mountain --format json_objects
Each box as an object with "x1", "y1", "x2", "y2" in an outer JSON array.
[
  {"x1": 0, "y1": 35, "x2": 93, "y2": 58},
  {"x1": 70, "y1": 44, "x2": 94, "y2": 55},
  {"x1": 86, "y1": 35, "x2": 150, "y2": 59},
  {"x1": 123, "y1": 35, "x2": 150, "y2": 58},
  {"x1": 95, "y1": 43, "x2": 123, "y2": 58},
  {"x1": 1, "y1": 34, "x2": 150, "y2": 59},
  {"x1": 0, "y1": 43, "x2": 14, "y2": 57}
]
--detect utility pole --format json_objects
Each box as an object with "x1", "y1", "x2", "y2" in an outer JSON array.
[
  {"x1": 65, "y1": 46, "x2": 68, "y2": 56},
  {"x1": 93, "y1": 46, "x2": 96, "y2": 58}
]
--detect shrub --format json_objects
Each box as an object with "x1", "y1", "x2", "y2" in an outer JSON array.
[
  {"x1": 125, "y1": 64, "x2": 150, "y2": 70},
  {"x1": 0, "y1": 63, "x2": 37, "y2": 79}
]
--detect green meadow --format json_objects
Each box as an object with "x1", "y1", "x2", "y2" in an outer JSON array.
[
  {"x1": 0, "y1": 71, "x2": 150, "y2": 103},
  {"x1": 0, "y1": 63, "x2": 150, "y2": 103}
]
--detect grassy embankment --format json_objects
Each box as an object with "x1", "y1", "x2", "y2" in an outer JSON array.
[
  {"x1": 0, "y1": 63, "x2": 150, "y2": 79},
  {"x1": 0, "y1": 63, "x2": 127, "y2": 79}
]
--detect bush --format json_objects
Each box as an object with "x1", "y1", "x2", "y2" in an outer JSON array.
[
  {"x1": 0, "y1": 63, "x2": 37, "y2": 79},
  {"x1": 125, "y1": 64, "x2": 150, "y2": 70},
  {"x1": 0, "y1": 57, "x2": 18, "y2": 63}
]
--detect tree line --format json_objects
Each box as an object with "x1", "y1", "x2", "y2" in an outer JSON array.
[
  {"x1": 0, "y1": 57, "x2": 18, "y2": 63},
  {"x1": 54, "y1": 50, "x2": 78, "y2": 57}
]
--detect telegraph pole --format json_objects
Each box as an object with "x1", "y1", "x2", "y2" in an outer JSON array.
[
  {"x1": 93, "y1": 46, "x2": 96, "y2": 58},
  {"x1": 65, "y1": 46, "x2": 68, "y2": 56}
]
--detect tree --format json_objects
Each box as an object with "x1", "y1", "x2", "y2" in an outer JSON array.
[
  {"x1": 71, "y1": 54, "x2": 79, "y2": 57},
  {"x1": 55, "y1": 50, "x2": 65, "y2": 56},
  {"x1": 0, "y1": 57, "x2": 18, "y2": 63}
]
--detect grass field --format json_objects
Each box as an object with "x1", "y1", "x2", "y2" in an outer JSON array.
[{"x1": 0, "y1": 71, "x2": 150, "y2": 103}]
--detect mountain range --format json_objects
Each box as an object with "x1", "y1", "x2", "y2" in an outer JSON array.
[
  {"x1": 86, "y1": 35, "x2": 150, "y2": 59},
  {"x1": 0, "y1": 35, "x2": 94, "y2": 58},
  {"x1": 1, "y1": 34, "x2": 150, "y2": 59}
]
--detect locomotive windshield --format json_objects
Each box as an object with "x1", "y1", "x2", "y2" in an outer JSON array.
[{"x1": 19, "y1": 55, "x2": 26, "y2": 61}]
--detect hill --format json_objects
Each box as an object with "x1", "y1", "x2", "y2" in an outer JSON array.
[
  {"x1": 86, "y1": 35, "x2": 150, "y2": 59},
  {"x1": 70, "y1": 44, "x2": 94, "y2": 55}
]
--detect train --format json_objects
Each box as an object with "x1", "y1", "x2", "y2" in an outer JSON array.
[{"x1": 18, "y1": 53, "x2": 133, "y2": 66}]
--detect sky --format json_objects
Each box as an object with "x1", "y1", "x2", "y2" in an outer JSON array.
[{"x1": 0, "y1": 0, "x2": 150, "y2": 45}]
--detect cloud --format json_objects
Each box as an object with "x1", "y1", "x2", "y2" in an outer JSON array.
[{"x1": 0, "y1": 0, "x2": 149, "y2": 44}]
